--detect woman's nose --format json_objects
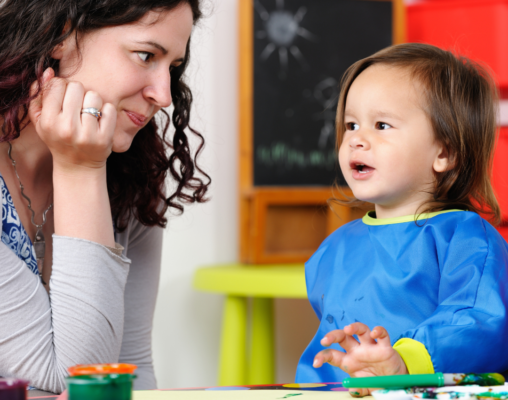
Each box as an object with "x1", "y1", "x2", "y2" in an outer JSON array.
[{"x1": 143, "y1": 69, "x2": 172, "y2": 108}]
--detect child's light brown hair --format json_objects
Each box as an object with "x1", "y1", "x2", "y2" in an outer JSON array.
[{"x1": 335, "y1": 43, "x2": 501, "y2": 225}]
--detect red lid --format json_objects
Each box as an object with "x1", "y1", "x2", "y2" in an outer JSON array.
[{"x1": 68, "y1": 363, "x2": 137, "y2": 376}]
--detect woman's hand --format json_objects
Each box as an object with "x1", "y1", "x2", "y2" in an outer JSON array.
[
  {"x1": 313, "y1": 322, "x2": 408, "y2": 398},
  {"x1": 27, "y1": 67, "x2": 116, "y2": 246},
  {"x1": 28, "y1": 67, "x2": 117, "y2": 172}
]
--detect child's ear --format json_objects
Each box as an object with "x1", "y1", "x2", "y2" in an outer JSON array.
[{"x1": 433, "y1": 144, "x2": 454, "y2": 173}]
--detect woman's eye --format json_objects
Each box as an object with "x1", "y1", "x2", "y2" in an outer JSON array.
[
  {"x1": 345, "y1": 122, "x2": 359, "y2": 131},
  {"x1": 136, "y1": 52, "x2": 154, "y2": 63},
  {"x1": 376, "y1": 122, "x2": 392, "y2": 130}
]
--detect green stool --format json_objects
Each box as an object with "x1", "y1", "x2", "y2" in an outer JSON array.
[{"x1": 193, "y1": 264, "x2": 306, "y2": 386}]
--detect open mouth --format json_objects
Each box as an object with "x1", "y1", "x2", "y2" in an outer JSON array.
[{"x1": 350, "y1": 161, "x2": 374, "y2": 174}]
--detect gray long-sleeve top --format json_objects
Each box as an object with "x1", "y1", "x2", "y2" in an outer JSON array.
[{"x1": 0, "y1": 188, "x2": 162, "y2": 393}]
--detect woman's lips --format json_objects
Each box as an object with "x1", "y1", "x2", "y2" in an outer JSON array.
[{"x1": 125, "y1": 110, "x2": 147, "y2": 127}]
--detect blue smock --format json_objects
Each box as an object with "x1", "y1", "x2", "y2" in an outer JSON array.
[{"x1": 295, "y1": 210, "x2": 508, "y2": 383}]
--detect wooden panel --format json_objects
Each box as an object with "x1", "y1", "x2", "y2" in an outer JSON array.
[
  {"x1": 238, "y1": 0, "x2": 254, "y2": 262},
  {"x1": 393, "y1": 0, "x2": 406, "y2": 44},
  {"x1": 265, "y1": 205, "x2": 328, "y2": 254},
  {"x1": 242, "y1": 188, "x2": 369, "y2": 264},
  {"x1": 238, "y1": 0, "x2": 402, "y2": 264}
]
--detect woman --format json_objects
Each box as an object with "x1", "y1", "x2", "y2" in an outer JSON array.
[{"x1": 0, "y1": 0, "x2": 209, "y2": 393}]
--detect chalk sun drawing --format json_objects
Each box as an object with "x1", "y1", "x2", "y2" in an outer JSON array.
[{"x1": 255, "y1": 0, "x2": 317, "y2": 78}]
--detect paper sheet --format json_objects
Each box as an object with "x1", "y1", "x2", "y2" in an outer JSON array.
[{"x1": 133, "y1": 390, "x2": 361, "y2": 400}]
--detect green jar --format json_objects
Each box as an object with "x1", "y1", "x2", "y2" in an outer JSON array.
[{"x1": 66, "y1": 373, "x2": 135, "y2": 400}]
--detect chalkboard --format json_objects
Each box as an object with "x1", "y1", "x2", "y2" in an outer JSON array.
[{"x1": 253, "y1": 0, "x2": 393, "y2": 186}]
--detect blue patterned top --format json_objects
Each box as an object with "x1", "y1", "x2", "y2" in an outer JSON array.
[{"x1": 0, "y1": 172, "x2": 39, "y2": 276}]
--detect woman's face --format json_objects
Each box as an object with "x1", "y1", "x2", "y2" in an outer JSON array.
[{"x1": 54, "y1": 3, "x2": 194, "y2": 152}]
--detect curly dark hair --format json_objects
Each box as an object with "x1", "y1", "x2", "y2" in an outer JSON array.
[{"x1": 0, "y1": 0, "x2": 211, "y2": 231}]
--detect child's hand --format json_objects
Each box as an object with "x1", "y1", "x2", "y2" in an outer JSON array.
[{"x1": 313, "y1": 322, "x2": 408, "y2": 398}]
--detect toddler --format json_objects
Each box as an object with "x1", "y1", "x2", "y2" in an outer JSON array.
[{"x1": 295, "y1": 43, "x2": 508, "y2": 397}]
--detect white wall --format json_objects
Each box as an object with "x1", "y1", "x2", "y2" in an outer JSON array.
[
  {"x1": 151, "y1": 0, "x2": 508, "y2": 390},
  {"x1": 151, "y1": 0, "x2": 237, "y2": 389},
  {"x1": 151, "y1": 0, "x2": 319, "y2": 389}
]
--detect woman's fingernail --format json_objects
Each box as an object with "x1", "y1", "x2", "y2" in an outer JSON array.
[{"x1": 313, "y1": 359, "x2": 319, "y2": 368}]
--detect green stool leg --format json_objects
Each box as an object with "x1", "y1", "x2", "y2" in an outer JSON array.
[
  {"x1": 248, "y1": 297, "x2": 274, "y2": 384},
  {"x1": 219, "y1": 295, "x2": 247, "y2": 386}
]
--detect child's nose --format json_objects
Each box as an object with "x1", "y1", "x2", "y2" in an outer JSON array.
[{"x1": 349, "y1": 131, "x2": 370, "y2": 150}]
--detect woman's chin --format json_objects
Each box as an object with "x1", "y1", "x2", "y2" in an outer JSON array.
[{"x1": 111, "y1": 133, "x2": 135, "y2": 153}]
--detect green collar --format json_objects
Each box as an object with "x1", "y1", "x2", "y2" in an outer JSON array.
[{"x1": 362, "y1": 209, "x2": 465, "y2": 226}]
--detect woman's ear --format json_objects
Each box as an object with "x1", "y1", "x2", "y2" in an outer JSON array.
[
  {"x1": 50, "y1": 22, "x2": 72, "y2": 60},
  {"x1": 433, "y1": 144, "x2": 454, "y2": 173},
  {"x1": 51, "y1": 42, "x2": 66, "y2": 60}
]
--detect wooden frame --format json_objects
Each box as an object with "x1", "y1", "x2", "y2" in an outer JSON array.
[{"x1": 239, "y1": 0, "x2": 403, "y2": 264}]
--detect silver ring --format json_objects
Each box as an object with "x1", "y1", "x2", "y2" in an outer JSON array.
[{"x1": 81, "y1": 107, "x2": 102, "y2": 119}]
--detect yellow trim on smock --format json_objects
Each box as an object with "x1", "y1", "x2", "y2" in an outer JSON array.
[
  {"x1": 362, "y1": 210, "x2": 464, "y2": 226},
  {"x1": 393, "y1": 338, "x2": 435, "y2": 375}
]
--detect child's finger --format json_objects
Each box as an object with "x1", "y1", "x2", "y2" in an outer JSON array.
[
  {"x1": 349, "y1": 388, "x2": 370, "y2": 398},
  {"x1": 321, "y1": 329, "x2": 359, "y2": 352},
  {"x1": 313, "y1": 348, "x2": 346, "y2": 368},
  {"x1": 371, "y1": 326, "x2": 391, "y2": 346},
  {"x1": 320, "y1": 329, "x2": 345, "y2": 346},
  {"x1": 345, "y1": 322, "x2": 376, "y2": 345}
]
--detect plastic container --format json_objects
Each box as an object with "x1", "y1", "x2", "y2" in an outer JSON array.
[
  {"x1": 407, "y1": 0, "x2": 508, "y2": 92},
  {"x1": 0, "y1": 378, "x2": 29, "y2": 400},
  {"x1": 66, "y1": 374, "x2": 135, "y2": 400},
  {"x1": 66, "y1": 364, "x2": 137, "y2": 400}
]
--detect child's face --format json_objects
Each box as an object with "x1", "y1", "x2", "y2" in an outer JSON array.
[{"x1": 338, "y1": 64, "x2": 449, "y2": 218}]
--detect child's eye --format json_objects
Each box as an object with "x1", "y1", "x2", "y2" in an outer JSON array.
[
  {"x1": 136, "y1": 51, "x2": 154, "y2": 63},
  {"x1": 346, "y1": 122, "x2": 359, "y2": 131},
  {"x1": 375, "y1": 122, "x2": 392, "y2": 130}
]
